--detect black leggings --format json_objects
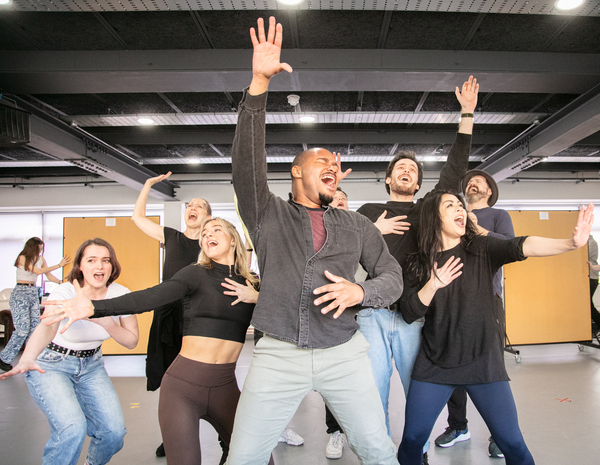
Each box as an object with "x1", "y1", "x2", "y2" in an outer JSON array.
[{"x1": 159, "y1": 355, "x2": 239, "y2": 465}]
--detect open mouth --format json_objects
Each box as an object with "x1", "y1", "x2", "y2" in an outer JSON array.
[
  {"x1": 188, "y1": 212, "x2": 199, "y2": 221},
  {"x1": 399, "y1": 175, "x2": 411, "y2": 183},
  {"x1": 454, "y1": 214, "x2": 465, "y2": 228},
  {"x1": 93, "y1": 272, "x2": 105, "y2": 281},
  {"x1": 321, "y1": 172, "x2": 337, "y2": 190},
  {"x1": 206, "y1": 239, "x2": 218, "y2": 247}
]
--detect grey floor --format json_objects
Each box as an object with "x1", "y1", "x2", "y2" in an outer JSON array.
[{"x1": 1, "y1": 340, "x2": 600, "y2": 465}]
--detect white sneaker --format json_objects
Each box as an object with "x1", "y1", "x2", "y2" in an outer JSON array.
[
  {"x1": 325, "y1": 431, "x2": 345, "y2": 459},
  {"x1": 278, "y1": 427, "x2": 304, "y2": 446}
]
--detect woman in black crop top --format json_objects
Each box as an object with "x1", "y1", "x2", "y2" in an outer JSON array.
[
  {"x1": 396, "y1": 190, "x2": 593, "y2": 465},
  {"x1": 43, "y1": 217, "x2": 273, "y2": 465}
]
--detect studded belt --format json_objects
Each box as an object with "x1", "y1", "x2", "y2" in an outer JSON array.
[
  {"x1": 16, "y1": 283, "x2": 36, "y2": 287},
  {"x1": 47, "y1": 342, "x2": 101, "y2": 358}
]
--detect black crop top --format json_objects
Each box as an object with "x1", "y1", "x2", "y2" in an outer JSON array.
[{"x1": 92, "y1": 262, "x2": 256, "y2": 343}]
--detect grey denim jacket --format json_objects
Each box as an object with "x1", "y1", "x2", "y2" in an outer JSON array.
[{"x1": 232, "y1": 89, "x2": 403, "y2": 349}]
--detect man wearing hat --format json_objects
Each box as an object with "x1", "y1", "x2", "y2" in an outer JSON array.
[{"x1": 434, "y1": 169, "x2": 515, "y2": 459}]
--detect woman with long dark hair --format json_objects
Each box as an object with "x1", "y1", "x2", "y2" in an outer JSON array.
[
  {"x1": 0, "y1": 237, "x2": 69, "y2": 372},
  {"x1": 40, "y1": 217, "x2": 272, "y2": 465},
  {"x1": 0, "y1": 238, "x2": 139, "y2": 465},
  {"x1": 397, "y1": 190, "x2": 594, "y2": 465}
]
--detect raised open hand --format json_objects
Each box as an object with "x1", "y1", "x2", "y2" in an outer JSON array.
[
  {"x1": 455, "y1": 75, "x2": 479, "y2": 114},
  {"x1": 145, "y1": 171, "x2": 172, "y2": 187},
  {"x1": 572, "y1": 203, "x2": 594, "y2": 249},
  {"x1": 250, "y1": 17, "x2": 293, "y2": 83},
  {"x1": 334, "y1": 152, "x2": 352, "y2": 182}
]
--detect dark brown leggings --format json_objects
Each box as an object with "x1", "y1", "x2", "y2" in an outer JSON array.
[{"x1": 159, "y1": 355, "x2": 239, "y2": 465}]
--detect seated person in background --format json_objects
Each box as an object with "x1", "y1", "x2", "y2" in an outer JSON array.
[{"x1": 1, "y1": 238, "x2": 139, "y2": 465}]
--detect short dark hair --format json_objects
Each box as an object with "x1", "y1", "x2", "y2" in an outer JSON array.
[
  {"x1": 336, "y1": 186, "x2": 348, "y2": 199},
  {"x1": 68, "y1": 238, "x2": 121, "y2": 287},
  {"x1": 385, "y1": 151, "x2": 424, "y2": 195}
]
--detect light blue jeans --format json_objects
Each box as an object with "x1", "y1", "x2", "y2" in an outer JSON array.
[
  {"x1": 25, "y1": 348, "x2": 126, "y2": 465},
  {"x1": 357, "y1": 307, "x2": 429, "y2": 454},
  {"x1": 226, "y1": 332, "x2": 398, "y2": 465},
  {"x1": 0, "y1": 285, "x2": 40, "y2": 364}
]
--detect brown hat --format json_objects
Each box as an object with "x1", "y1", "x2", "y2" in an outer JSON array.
[{"x1": 461, "y1": 169, "x2": 499, "y2": 207}]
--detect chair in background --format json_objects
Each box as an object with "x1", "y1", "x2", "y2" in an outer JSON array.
[{"x1": 0, "y1": 288, "x2": 14, "y2": 346}]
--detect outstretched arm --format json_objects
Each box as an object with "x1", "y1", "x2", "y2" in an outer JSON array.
[
  {"x1": 232, "y1": 16, "x2": 292, "y2": 236},
  {"x1": 132, "y1": 172, "x2": 171, "y2": 242},
  {"x1": 435, "y1": 76, "x2": 478, "y2": 191},
  {"x1": 523, "y1": 204, "x2": 594, "y2": 257}
]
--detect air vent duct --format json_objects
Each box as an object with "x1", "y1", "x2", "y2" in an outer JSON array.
[{"x1": 0, "y1": 104, "x2": 31, "y2": 147}]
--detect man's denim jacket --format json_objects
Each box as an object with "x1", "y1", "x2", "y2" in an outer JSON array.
[{"x1": 232, "y1": 89, "x2": 403, "y2": 349}]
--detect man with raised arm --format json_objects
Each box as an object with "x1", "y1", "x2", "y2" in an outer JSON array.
[
  {"x1": 229, "y1": 16, "x2": 403, "y2": 465},
  {"x1": 355, "y1": 74, "x2": 478, "y2": 464},
  {"x1": 131, "y1": 172, "x2": 211, "y2": 458}
]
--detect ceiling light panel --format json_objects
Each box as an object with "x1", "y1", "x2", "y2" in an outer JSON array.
[
  {"x1": 8, "y1": 0, "x2": 600, "y2": 15},
  {"x1": 68, "y1": 112, "x2": 546, "y2": 127}
]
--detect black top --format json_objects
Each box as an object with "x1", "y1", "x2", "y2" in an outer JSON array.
[
  {"x1": 399, "y1": 235, "x2": 527, "y2": 384},
  {"x1": 93, "y1": 262, "x2": 255, "y2": 343},
  {"x1": 357, "y1": 133, "x2": 472, "y2": 272},
  {"x1": 163, "y1": 227, "x2": 201, "y2": 280}
]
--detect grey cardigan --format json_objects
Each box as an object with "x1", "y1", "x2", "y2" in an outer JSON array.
[{"x1": 232, "y1": 88, "x2": 403, "y2": 349}]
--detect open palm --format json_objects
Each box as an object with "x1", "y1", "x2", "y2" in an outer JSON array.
[{"x1": 250, "y1": 17, "x2": 292, "y2": 80}]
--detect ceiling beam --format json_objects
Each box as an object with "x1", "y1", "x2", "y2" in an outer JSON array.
[
  {"x1": 1, "y1": 50, "x2": 599, "y2": 94},
  {"x1": 90, "y1": 127, "x2": 521, "y2": 146},
  {"x1": 478, "y1": 84, "x2": 600, "y2": 181},
  {"x1": 6, "y1": 97, "x2": 178, "y2": 199}
]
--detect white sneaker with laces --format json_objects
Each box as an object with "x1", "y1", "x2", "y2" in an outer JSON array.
[
  {"x1": 325, "y1": 431, "x2": 345, "y2": 459},
  {"x1": 278, "y1": 427, "x2": 304, "y2": 446}
]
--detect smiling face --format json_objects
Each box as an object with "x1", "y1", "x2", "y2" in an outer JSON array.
[
  {"x1": 386, "y1": 158, "x2": 420, "y2": 198},
  {"x1": 184, "y1": 198, "x2": 210, "y2": 229},
  {"x1": 465, "y1": 175, "x2": 491, "y2": 205},
  {"x1": 332, "y1": 190, "x2": 349, "y2": 210},
  {"x1": 291, "y1": 148, "x2": 339, "y2": 207},
  {"x1": 201, "y1": 219, "x2": 235, "y2": 265},
  {"x1": 439, "y1": 193, "x2": 467, "y2": 245},
  {"x1": 79, "y1": 244, "x2": 113, "y2": 290}
]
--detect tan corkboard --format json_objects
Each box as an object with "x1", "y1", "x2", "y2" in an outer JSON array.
[
  {"x1": 504, "y1": 210, "x2": 590, "y2": 345},
  {"x1": 63, "y1": 216, "x2": 161, "y2": 354}
]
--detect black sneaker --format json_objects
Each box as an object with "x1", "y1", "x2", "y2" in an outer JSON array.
[
  {"x1": 488, "y1": 436, "x2": 504, "y2": 458},
  {"x1": 434, "y1": 426, "x2": 471, "y2": 447},
  {"x1": 156, "y1": 442, "x2": 165, "y2": 458},
  {"x1": 422, "y1": 451, "x2": 429, "y2": 464},
  {"x1": 0, "y1": 359, "x2": 12, "y2": 372}
]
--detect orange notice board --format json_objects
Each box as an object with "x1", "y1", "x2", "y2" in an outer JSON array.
[
  {"x1": 63, "y1": 216, "x2": 161, "y2": 354},
  {"x1": 504, "y1": 210, "x2": 590, "y2": 345}
]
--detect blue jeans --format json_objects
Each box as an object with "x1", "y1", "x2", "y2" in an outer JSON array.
[
  {"x1": 226, "y1": 332, "x2": 398, "y2": 465},
  {"x1": 25, "y1": 348, "x2": 126, "y2": 465},
  {"x1": 0, "y1": 285, "x2": 40, "y2": 364},
  {"x1": 398, "y1": 380, "x2": 534, "y2": 465},
  {"x1": 356, "y1": 308, "x2": 424, "y2": 435}
]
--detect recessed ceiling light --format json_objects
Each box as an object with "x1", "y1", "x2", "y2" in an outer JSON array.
[
  {"x1": 0, "y1": 0, "x2": 11, "y2": 5},
  {"x1": 555, "y1": 0, "x2": 584, "y2": 10},
  {"x1": 188, "y1": 158, "x2": 200, "y2": 165},
  {"x1": 299, "y1": 116, "x2": 315, "y2": 123},
  {"x1": 138, "y1": 117, "x2": 154, "y2": 125},
  {"x1": 277, "y1": 0, "x2": 304, "y2": 5}
]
